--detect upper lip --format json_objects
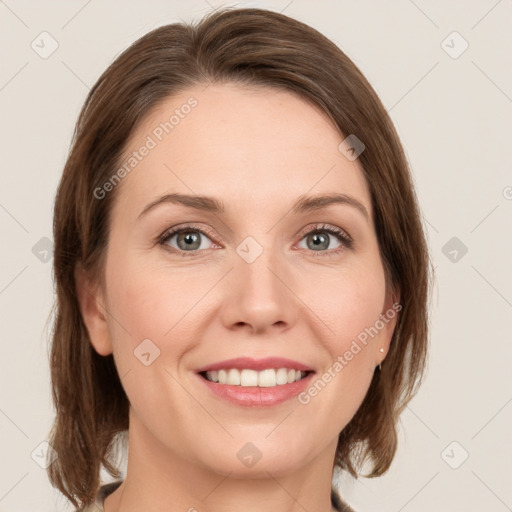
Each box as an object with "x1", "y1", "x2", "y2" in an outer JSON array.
[{"x1": 195, "y1": 357, "x2": 314, "y2": 373}]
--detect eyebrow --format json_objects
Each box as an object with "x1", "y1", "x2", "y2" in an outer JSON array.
[{"x1": 137, "y1": 192, "x2": 370, "y2": 222}]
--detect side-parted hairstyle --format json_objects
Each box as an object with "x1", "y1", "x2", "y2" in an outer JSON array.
[{"x1": 48, "y1": 7, "x2": 431, "y2": 509}]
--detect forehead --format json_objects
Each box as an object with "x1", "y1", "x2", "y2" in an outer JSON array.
[{"x1": 113, "y1": 83, "x2": 372, "y2": 221}]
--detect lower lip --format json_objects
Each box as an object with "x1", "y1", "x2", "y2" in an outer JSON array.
[{"x1": 196, "y1": 372, "x2": 315, "y2": 407}]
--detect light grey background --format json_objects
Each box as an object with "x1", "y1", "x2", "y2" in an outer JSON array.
[{"x1": 1, "y1": 1, "x2": 511, "y2": 511}]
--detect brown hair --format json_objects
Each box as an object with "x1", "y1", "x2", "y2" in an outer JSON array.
[{"x1": 48, "y1": 6, "x2": 431, "y2": 509}]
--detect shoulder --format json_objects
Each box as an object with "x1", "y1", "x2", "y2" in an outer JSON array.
[{"x1": 79, "y1": 480, "x2": 123, "y2": 512}]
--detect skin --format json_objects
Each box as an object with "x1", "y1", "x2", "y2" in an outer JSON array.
[{"x1": 76, "y1": 83, "x2": 398, "y2": 512}]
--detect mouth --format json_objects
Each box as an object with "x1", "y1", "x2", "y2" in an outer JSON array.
[
  {"x1": 198, "y1": 368, "x2": 313, "y2": 388},
  {"x1": 194, "y1": 357, "x2": 316, "y2": 407}
]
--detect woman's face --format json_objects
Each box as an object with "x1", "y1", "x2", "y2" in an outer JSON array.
[{"x1": 82, "y1": 83, "x2": 397, "y2": 477}]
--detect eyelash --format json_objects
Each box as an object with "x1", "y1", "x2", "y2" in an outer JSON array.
[{"x1": 158, "y1": 223, "x2": 353, "y2": 258}]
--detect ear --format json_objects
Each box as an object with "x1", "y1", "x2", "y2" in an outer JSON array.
[
  {"x1": 74, "y1": 263, "x2": 113, "y2": 356},
  {"x1": 377, "y1": 285, "x2": 401, "y2": 363}
]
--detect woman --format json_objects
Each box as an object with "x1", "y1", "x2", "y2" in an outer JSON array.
[{"x1": 47, "y1": 7, "x2": 431, "y2": 512}]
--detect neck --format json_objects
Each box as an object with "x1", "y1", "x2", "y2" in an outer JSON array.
[{"x1": 105, "y1": 407, "x2": 339, "y2": 512}]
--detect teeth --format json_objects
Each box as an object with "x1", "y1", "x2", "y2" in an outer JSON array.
[
  {"x1": 205, "y1": 368, "x2": 308, "y2": 387},
  {"x1": 227, "y1": 369, "x2": 240, "y2": 385},
  {"x1": 241, "y1": 369, "x2": 258, "y2": 386}
]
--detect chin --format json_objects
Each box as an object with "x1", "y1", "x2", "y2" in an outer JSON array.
[{"x1": 196, "y1": 444, "x2": 307, "y2": 478}]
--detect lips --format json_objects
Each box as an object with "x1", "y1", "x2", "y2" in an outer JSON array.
[
  {"x1": 194, "y1": 357, "x2": 316, "y2": 407},
  {"x1": 196, "y1": 370, "x2": 315, "y2": 407},
  {"x1": 194, "y1": 356, "x2": 314, "y2": 373}
]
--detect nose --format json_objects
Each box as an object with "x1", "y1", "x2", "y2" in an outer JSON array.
[{"x1": 219, "y1": 244, "x2": 298, "y2": 335}]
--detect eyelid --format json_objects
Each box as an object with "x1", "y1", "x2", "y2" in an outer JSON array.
[
  {"x1": 157, "y1": 223, "x2": 219, "y2": 249},
  {"x1": 158, "y1": 222, "x2": 353, "y2": 255},
  {"x1": 293, "y1": 223, "x2": 353, "y2": 256},
  {"x1": 295, "y1": 223, "x2": 352, "y2": 244}
]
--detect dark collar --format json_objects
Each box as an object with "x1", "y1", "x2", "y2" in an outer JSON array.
[{"x1": 331, "y1": 487, "x2": 356, "y2": 512}]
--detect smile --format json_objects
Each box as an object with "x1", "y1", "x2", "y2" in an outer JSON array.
[{"x1": 201, "y1": 368, "x2": 310, "y2": 387}]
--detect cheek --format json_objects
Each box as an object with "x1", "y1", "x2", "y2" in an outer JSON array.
[
  {"x1": 102, "y1": 257, "x2": 206, "y2": 435},
  {"x1": 306, "y1": 261, "x2": 387, "y2": 348},
  {"x1": 296, "y1": 270, "x2": 385, "y2": 432},
  {"x1": 108, "y1": 268, "x2": 172, "y2": 341},
  {"x1": 305, "y1": 260, "x2": 386, "y2": 403},
  {"x1": 104, "y1": 252, "x2": 215, "y2": 366}
]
